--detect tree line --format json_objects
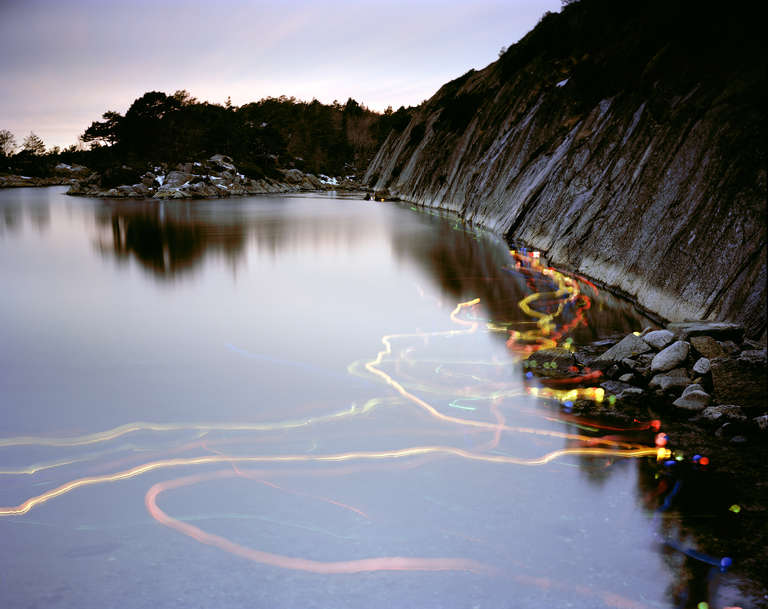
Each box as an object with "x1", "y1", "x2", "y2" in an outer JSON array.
[{"x1": 1, "y1": 91, "x2": 414, "y2": 181}]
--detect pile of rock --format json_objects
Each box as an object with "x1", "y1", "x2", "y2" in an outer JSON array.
[
  {"x1": 581, "y1": 321, "x2": 767, "y2": 440},
  {"x1": 67, "y1": 155, "x2": 360, "y2": 199}
]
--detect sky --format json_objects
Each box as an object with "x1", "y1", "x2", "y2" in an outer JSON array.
[{"x1": 0, "y1": 0, "x2": 562, "y2": 151}]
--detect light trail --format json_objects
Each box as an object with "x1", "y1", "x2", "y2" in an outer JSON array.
[
  {"x1": 0, "y1": 445, "x2": 658, "y2": 517},
  {"x1": 145, "y1": 468, "x2": 492, "y2": 574}
]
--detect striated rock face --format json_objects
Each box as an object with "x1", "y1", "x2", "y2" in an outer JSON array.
[{"x1": 364, "y1": 0, "x2": 766, "y2": 339}]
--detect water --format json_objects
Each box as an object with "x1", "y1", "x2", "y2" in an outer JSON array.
[{"x1": 0, "y1": 187, "x2": 758, "y2": 608}]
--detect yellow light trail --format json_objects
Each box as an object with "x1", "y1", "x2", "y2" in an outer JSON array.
[
  {"x1": 360, "y1": 298, "x2": 624, "y2": 445},
  {"x1": 0, "y1": 445, "x2": 658, "y2": 516},
  {"x1": 0, "y1": 400, "x2": 386, "y2": 449}
]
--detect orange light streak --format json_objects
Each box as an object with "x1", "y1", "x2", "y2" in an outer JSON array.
[{"x1": 145, "y1": 469, "x2": 493, "y2": 574}]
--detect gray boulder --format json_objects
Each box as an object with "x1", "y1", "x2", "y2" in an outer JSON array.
[
  {"x1": 697, "y1": 405, "x2": 747, "y2": 423},
  {"x1": 595, "y1": 334, "x2": 651, "y2": 363},
  {"x1": 672, "y1": 389, "x2": 711, "y2": 411},
  {"x1": 643, "y1": 329, "x2": 674, "y2": 350},
  {"x1": 667, "y1": 321, "x2": 744, "y2": 343},
  {"x1": 681, "y1": 383, "x2": 705, "y2": 397},
  {"x1": 164, "y1": 171, "x2": 193, "y2": 188},
  {"x1": 208, "y1": 154, "x2": 236, "y2": 172},
  {"x1": 649, "y1": 368, "x2": 690, "y2": 393},
  {"x1": 739, "y1": 349, "x2": 767, "y2": 365},
  {"x1": 651, "y1": 341, "x2": 690, "y2": 373},
  {"x1": 600, "y1": 381, "x2": 645, "y2": 401},
  {"x1": 692, "y1": 357, "x2": 711, "y2": 375}
]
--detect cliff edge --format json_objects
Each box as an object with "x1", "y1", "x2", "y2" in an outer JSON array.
[{"x1": 365, "y1": 0, "x2": 766, "y2": 340}]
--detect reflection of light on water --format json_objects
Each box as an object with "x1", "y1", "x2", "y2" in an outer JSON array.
[{"x1": 0, "y1": 249, "x2": 688, "y2": 604}]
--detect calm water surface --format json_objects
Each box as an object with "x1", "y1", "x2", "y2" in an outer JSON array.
[{"x1": 0, "y1": 188, "x2": 756, "y2": 608}]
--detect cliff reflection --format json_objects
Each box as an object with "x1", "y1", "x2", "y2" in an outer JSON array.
[{"x1": 392, "y1": 210, "x2": 655, "y2": 343}]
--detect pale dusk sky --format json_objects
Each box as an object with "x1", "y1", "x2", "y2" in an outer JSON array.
[{"x1": 0, "y1": 0, "x2": 562, "y2": 150}]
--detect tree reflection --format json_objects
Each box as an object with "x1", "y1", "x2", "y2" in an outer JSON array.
[{"x1": 94, "y1": 201, "x2": 246, "y2": 277}]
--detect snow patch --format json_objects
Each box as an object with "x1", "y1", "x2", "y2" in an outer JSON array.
[
  {"x1": 556, "y1": 78, "x2": 568, "y2": 87},
  {"x1": 156, "y1": 175, "x2": 165, "y2": 186},
  {"x1": 319, "y1": 174, "x2": 338, "y2": 185}
]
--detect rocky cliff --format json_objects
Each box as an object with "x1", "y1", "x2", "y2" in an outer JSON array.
[{"x1": 365, "y1": 0, "x2": 766, "y2": 340}]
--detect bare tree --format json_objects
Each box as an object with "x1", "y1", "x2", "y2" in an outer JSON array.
[{"x1": 0, "y1": 129, "x2": 16, "y2": 156}]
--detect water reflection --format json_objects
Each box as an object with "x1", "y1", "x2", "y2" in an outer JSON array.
[
  {"x1": 93, "y1": 201, "x2": 247, "y2": 277},
  {"x1": 0, "y1": 189, "x2": 762, "y2": 609}
]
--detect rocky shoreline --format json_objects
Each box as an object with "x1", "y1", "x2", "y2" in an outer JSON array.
[
  {"x1": 65, "y1": 154, "x2": 360, "y2": 199},
  {"x1": 527, "y1": 321, "x2": 767, "y2": 438},
  {"x1": 0, "y1": 162, "x2": 91, "y2": 188}
]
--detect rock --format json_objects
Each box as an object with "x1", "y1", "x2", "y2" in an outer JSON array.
[
  {"x1": 524, "y1": 348, "x2": 575, "y2": 378},
  {"x1": 710, "y1": 355, "x2": 767, "y2": 411},
  {"x1": 649, "y1": 368, "x2": 690, "y2": 393},
  {"x1": 715, "y1": 422, "x2": 734, "y2": 438},
  {"x1": 650, "y1": 341, "x2": 690, "y2": 373},
  {"x1": 692, "y1": 357, "x2": 711, "y2": 375},
  {"x1": 208, "y1": 154, "x2": 236, "y2": 172},
  {"x1": 618, "y1": 373, "x2": 635, "y2": 383},
  {"x1": 643, "y1": 329, "x2": 674, "y2": 350},
  {"x1": 730, "y1": 435, "x2": 747, "y2": 444},
  {"x1": 595, "y1": 334, "x2": 651, "y2": 363},
  {"x1": 282, "y1": 168, "x2": 306, "y2": 184},
  {"x1": 697, "y1": 405, "x2": 747, "y2": 424},
  {"x1": 140, "y1": 172, "x2": 157, "y2": 188},
  {"x1": 754, "y1": 414, "x2": 768, "y2": 432},
  {"x1": 690, "y1": 336, "x2": 725, "y2": 359},
  {"x1": 163, "y1": 171, "x2": 193, "y2": 188},
  {"x1": 666, "y1": 321, "x2": 744, "y2": 343},
  {"x1": 620, "y1": 353, "x2": 654, "y2": 377},
  {"x1": 132, "y1": 183, "x2": 150, "y2": 196},
  {"x1": 600, "y1": 381, "x2": 645, "y2": 401},
  {"x1": 718, "y1": 340, "x2": 740, "y2": 355},
  {"x1": 681, "y1": 383, "x2": 705, "y2": 397},
  {"x1": 672, "y1": 390, "x2": 711, "y2": 411},
  {"x1": 738, "y1": 349, "x2": 767, "y2": 365}
]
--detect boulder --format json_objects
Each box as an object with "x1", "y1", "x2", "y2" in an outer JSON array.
[
  {"x1": 620, "y1": 353, "x2": 654, "y2": 377},
  {"x1": 689, "y1": 335, "x2": 725, "y2": 359},
  {"x1": 618, "y1": 373, "x2": 635, "y2": 383},
  {"x1": 140, "y1": 172, "x2": 157, "y2": 188},
  {"x1": 643, "y1": 329, "x2": 674, "y2": 350},
  {"x1": 208, "y1": 154, "x2": 237, "y2": 172},
  {"x1": 719, "y1": 340, "x2": 740, "y2": 355},
  {"x1": 681, "y1": 383, "x2": 705, "y2": 397},
  {"x1": 739, "y1": 349, "x2": 767, "y2": 365},
  {"x1": 710, "y1": 355, "x2": 767, "y2": 411},
  {"x1": 282, "y1": 169, "x2": 306, "y2": 184},
  {"x1": 524, "y1": 348, "x2": 575, "y2": 378},
  {"x1": 649, "y1": 368, "x2": 690, "y2": 393},
  {"x1": 595, "y1": 334, "x2": 651, "y2": 364},
  {"x1": 672, "y1": 389, "x2": 711, "y2": 411},
  {"x1": 650, "y1": 341, "x2": 690, "y2": 373},
  {"x1": 692, "y1": 357, "x2": 711, "y2": 375},
  {"x1": 164, "y1": 171, "x2": 193, "y2": 188},
  {"x1": 600, "y1": 381, "x2": 645, "y2": 401},
  {"x1": 697, "y1": 405, "x2": 747, "y2": 424},
  {"x1": 667, "y1": 321, "x2": 744, "y2": 343}
]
